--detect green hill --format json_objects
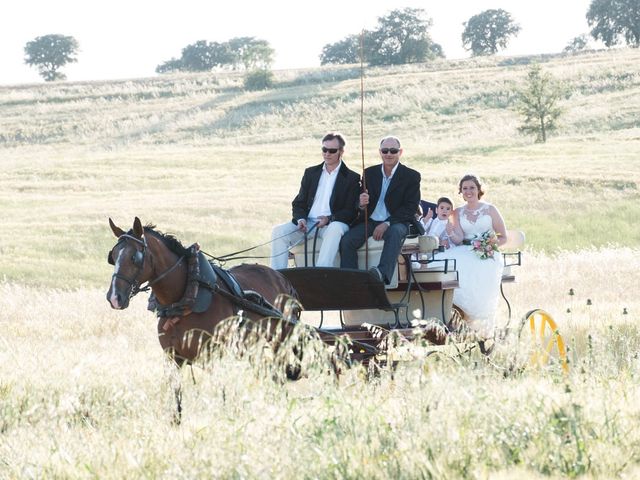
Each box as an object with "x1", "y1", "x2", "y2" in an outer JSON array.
[{"x1": 1, "y1": 49, "x2": 639, "y2": 287}]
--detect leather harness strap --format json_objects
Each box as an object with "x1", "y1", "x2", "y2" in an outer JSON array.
[{"x1": 158, "y1": 251, "x2": 285, "y2": 333}]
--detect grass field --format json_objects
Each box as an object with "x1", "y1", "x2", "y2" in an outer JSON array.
[{"x1": 1, "y1": 48, "x2": 639, "y2": 478}]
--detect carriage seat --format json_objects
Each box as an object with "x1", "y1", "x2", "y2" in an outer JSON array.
[{"x1": 289, "y1": 234, "x2": 441, "y2": 289}]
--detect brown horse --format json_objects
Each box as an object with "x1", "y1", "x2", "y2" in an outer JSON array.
[{"x1": 106, "y1": 217, "x2": 300, "y2": 366}]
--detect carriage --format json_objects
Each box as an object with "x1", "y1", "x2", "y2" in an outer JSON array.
[
  {"x1": 107, "y1": 217, "x2": 569, "y2": 379},
  {"x1": 280, "y1": 227, "x2": 569, "y2": 373}
]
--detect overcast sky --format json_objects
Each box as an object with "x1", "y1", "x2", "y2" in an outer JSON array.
[{"x1": 1, "y1": 0, "x2": 595, "y2": 86}]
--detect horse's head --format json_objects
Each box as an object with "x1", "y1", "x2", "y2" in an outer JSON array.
[{"x1": 107, "y1": 217, "x2": 151, "y2": 309}]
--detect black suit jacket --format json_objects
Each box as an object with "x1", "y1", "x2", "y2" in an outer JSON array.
[
  {"x1": 291, "y1": 161, "x2": 360, "y2": 225},
  {"x1": 357, "y1": 163, "x2": 422, "y2": 230}
]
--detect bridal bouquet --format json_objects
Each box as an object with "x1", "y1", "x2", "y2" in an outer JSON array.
[{"x1": 471, "y1": 230, "x2": 500, "y2": 260}]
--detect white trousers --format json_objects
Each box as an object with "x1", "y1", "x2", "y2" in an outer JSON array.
[{"x1": 270, "y1": 220, "x2": 349, "y2": 270}]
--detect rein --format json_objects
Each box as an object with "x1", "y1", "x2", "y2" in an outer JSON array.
[
  {"x1": 200, "y1": 222, "x2": 320, "y2": 263},
  {"x1": 211, "y1": 283, "x2": 284, "y2": 319}
]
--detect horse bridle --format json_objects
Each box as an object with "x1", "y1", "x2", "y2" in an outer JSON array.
[{"x1": 109, "y1": 233, "x2": 184, "y2": 299}]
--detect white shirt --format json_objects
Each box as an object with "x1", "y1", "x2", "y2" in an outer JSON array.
[
  {"x1": 308, "y1": 160, "x2": 342, "y2": 220},
  {"x1": 370, "y1": 163, "x2": 399, "y2": 222},
  {"x1": 422, "y1": 217, "x2": 449, "y2": 239}
]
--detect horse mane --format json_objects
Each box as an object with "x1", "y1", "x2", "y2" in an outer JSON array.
[{"x1": 130, "y1": 224, "x2": 191, "y2": 257}]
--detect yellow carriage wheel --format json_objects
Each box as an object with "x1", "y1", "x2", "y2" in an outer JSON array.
[{"x1": 522, "y1": 309, "x2": 569, "y2": 374}]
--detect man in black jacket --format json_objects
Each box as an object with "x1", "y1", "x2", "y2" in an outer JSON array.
[
  {"x1": 340, "y1": 135, "x2": 421, "y2": 284},
  {"x1": 271, "y1": 132, "x2": 360, "y2": 269}
]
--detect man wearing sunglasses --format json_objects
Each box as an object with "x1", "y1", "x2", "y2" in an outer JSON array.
[
  {"x1": 270, "y1": 132, "x2": 360, "y2": 269},
  {"x1": 340, "y1": 135, "x2": 422, "y2": 284}
]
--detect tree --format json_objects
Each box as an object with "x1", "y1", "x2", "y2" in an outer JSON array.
[
  {"x1": 319, "y1": 8, "x2": 443, "y2": 66},
  {"x1": 179, "y1": 40, "x2": 234, "y2": 71},
  {"x1": 462, "y1": 9, "x2": 521, "y2": 56},
  {"x1": 157, "y1": 37, "x2": 274, "y2": 73},
  {"x1": 586, "y1": 0, "x2": 640, "y2": 47},
  {"x1": 155, "y1": 57, "x2": 184, "y2": 74},
  {"x1": 516, "y1": 65, "x2": 565, "y2": 143},
  {"x1": 24, "y1": 34, "x2": 79, "y2": 82},
  {"x1": 228, "y1": 37, "x2": 274, "y2": 70},
  {"x1": 367, "y1": 8, "x2": 444, "y2": 65},
  {"x1": 320, "y1": 35, "x2": 361, "y2": 65},
  {"x1": 563, "y1": 34, "x2": 590, "y2": 53}
]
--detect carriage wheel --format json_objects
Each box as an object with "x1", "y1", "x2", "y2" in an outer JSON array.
[{"x1": 522, "y1": 309, "x2": 569, "y2": 374}]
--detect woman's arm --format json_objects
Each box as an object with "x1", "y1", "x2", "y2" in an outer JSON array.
[{"x1": 447, "y1": 208, "x2": 464, "y2": 245}]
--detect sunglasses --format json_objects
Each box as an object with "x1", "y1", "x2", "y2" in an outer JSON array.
[
  {"x1": 380, "y1": 148, "x2": 400, "y2": 154},
  {"x1": 322, "y1": 147, "x2": 339, "y2": 154}
]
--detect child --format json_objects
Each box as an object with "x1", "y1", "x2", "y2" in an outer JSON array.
[{"x1": 421, "y1": 197, "x2": 454, "y2": 248}]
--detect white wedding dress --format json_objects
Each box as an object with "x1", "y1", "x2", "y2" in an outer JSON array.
[{"x1": 443, "y1": 204, "x2": 503, "y2": 338}]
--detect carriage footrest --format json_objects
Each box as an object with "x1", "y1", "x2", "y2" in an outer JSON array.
[{"x1": 279, "y1": 267, "x2": 401, "y2": 312}]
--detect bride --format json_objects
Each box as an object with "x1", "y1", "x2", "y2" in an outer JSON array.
[{"x1": 444, "y1": 174, "x2": 508, "y2": 338}]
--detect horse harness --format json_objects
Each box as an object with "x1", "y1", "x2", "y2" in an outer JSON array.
[
  {"x1": 108, "y1": 233, "x2": 185, "y2": 298},
  {"x1": 110, "y1": 234, "x2": 286, "y2": 332},
  {"x1": 155, "y1": 250, "x2": 285, "y2": 332}
]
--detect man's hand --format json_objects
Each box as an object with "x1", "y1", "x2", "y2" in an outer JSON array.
[
  {"x1": 372, "y1": 222, "x2": 388, "y2": 241},
  {"x1": 359, "y1": 191, "x2": 369, "y2": 208},
  {"x1": 317, "y1": 216, "x2": 329, "y2": 228},
  {"x1": 297, "y1": 219, "x2": 308, "y2": 233}
]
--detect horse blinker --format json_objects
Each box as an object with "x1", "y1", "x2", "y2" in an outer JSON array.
[{"x1": 133, "y1": 250, "x2": 144, "y2": 267}]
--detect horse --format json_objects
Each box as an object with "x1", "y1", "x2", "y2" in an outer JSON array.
[{"x1": 106, "y1": 217, "x2": 301, "y2": 370}]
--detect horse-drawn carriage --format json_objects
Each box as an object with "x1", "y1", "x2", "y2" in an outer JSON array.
[
  {"x1": 107, "y1": 217, "x2": 569, "y2": 378},
  {"x1": 281, "y1": 227, "x2": 567, "y2": 371}
]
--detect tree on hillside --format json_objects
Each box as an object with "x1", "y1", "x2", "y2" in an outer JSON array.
[
  {"x1": 156, "y1": 57, "x2": 184, "y2": 74},
  {"x1": 319, "y1": 8, "x2": 443, "y2": 66},
  {"x1": 24, "y1": 34, "x2": 79, "y2": 82},
  {"x1": 516, "y1": 65, "x2": 565, "y2": 143},
  {"x1": 228, "y1": 37, "x2": 274, "y2": 70},
  {"x1": 563, "y1": 34, "x2": 591, "y2": 53},
  {"x1": 320, "y1": 35, "x2": 361, "y2": 65},
  {"x1": 586, "y1": 0, "x2": 640, "y2": 47},
  {"x1": 368, "y1": 8, "x2": 444, "y2": 65},
  {"x1": 181, "y1": 40, "x2": 234, "y2": 71},
  {"x1": 462, "y1": 9, "x2": 521, "y2": 56},
  {"x1": 156, "y1": 37, "x2": 274, "y2": 73}
]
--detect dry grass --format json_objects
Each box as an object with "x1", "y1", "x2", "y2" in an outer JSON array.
[
  {"x1": 1, "y1": 48, "x2": 640, "y2": 478},
  {"x1": 0, "y1": 248, "x2": 639, "y2": 478}
]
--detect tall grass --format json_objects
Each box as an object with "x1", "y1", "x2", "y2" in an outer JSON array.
[{"x1": 0, "y1": 248, "x2": 638, "y2": 478}]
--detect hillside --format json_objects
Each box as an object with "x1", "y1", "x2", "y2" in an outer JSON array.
[{"x1": 1, "y1": 48, "x2": 639, "y2": 287}]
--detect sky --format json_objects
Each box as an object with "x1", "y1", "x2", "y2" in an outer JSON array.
[{"x1": 1, "y1": 0, "x2": 595, "y2": 86}]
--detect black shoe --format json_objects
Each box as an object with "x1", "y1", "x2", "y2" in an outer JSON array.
[{"x1": 368, "y1": 266, "x2": 384, "y2": 283}]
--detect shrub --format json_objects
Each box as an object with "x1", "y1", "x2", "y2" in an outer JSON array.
[{"x1": 243, "y1": 69, "x2": 274, "y2": 91}]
